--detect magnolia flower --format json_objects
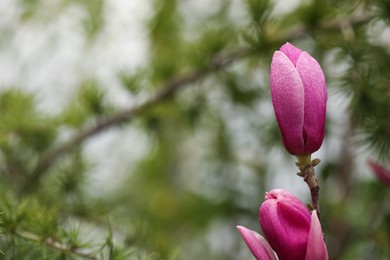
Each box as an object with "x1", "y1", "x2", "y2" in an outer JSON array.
[
  {"x1": 270, "y1": 42, "x2": 327, "y2": 156},
  {"x1": 368, "y1": 160, "x2": 390, "y2": 187},
  {"x1": 237, "y1": 189, "x2": 328, "y2": 260}
]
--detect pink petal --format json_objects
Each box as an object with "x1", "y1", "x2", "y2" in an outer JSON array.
[
  {"x1": 367, "y1": 161, "x2": 390, "y2": 187},
  {"x1": 305, "y1": 211, "x2": 328, "y2": 260},
  {"x1": 265, "y1": 189, "x2": 311, "y2": 218},
  {"x1": 270, "y1": 51, "x2": 305, "y2": 155},
  {"x1": 237, "y1": 226, "x2": 277, "y2": 260},
  {"x1": 296, "y1": 52, "x2": 327, "y2": 154},
  {"x1": 260, "y1": 189, "x2": 311, "y2": 260},
  {"x1": 279, "y1": 42, "x2": 303, "y2": 66}
]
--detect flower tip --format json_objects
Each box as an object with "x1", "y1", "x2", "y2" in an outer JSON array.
[
  {"x1": 264, "y1": 189, "x2": 289, "y2": 200},
  {"x1": 264, "y1": 190, "x2": 281, "y2": 200},
  {"x1": 279, "y1": 42, "x2": 303, "y2": 66},
  {"x1": 280, "y1": 41, "x2": 293, "y2": 49},
  {"x1": 237, "y1": 226, "x2": 251, "y2": 237}
]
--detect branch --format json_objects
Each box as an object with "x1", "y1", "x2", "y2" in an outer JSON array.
[
  {"x1": 13, "y1": 230, "x2": 97, "y2": 259},
  {"x1": 21, "y1": 47, "x2": 250, "y2": 194},
  {"x1": 21, "y1": 14, "x2": 371, "y2": 194},
  {"x1": 296, "y1": 158, "x2": 322, "y2": 217}
]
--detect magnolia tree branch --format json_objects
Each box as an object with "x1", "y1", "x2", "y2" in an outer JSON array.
[
  {"x1": 14, "y1": 230, "x2": 97, "y2": 259},
  {"x1": 21, "y1": 14, "x2": 370, "y2": 194},
  {"x1": 21, "y1": 47, "x2": 250, "y2": 193}
]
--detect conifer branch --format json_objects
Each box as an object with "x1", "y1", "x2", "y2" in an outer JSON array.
[
  {"x1": 21, "y1": 47, "x2": 250, "y2": 194},
  {"x1": 14, "y1": 230, "x2": 97, "y2": 259},
  {"x1": 22, "y1": 14, "x2": 371, "y2": 194}
]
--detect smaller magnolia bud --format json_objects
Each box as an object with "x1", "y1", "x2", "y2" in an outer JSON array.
[
  {"x1": 260, "y1": 189, "x2": 311, "y2": 260},
  {"x1": 237, "y1": 189, "x2": 328, "y2": 260}
]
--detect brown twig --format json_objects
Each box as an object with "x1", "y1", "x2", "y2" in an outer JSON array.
[{"x1": 296, "y1": 157, "x2": 321, "y2": 217}]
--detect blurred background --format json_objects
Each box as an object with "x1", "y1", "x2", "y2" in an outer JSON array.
[{"x1": 0, "y1": 0, "x2": 389, "y2": 259}]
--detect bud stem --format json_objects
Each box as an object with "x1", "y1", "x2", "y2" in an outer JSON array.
[
  {"x1": 296, "y1": 154, "x2": 311, "y2": 165},
  {"x1": 296, "y1": 157, "x2": 321, "y2": 219}
]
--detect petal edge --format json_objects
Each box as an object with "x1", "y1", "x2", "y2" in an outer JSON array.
[
  {"x1": 270, "y1": 51, "x2": 305, "y2": 155},
  {"x1": 237, "y1": 226, "x2": 277, "y2": 260},
  {"x1": 305, "y1": 211, "x2": 328, "y2": 260},
  {"x1": 296, "y1": 52, "x2": 327, "y2": 154}
]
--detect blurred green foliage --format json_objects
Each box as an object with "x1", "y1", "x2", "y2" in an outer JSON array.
[{"x1": 0, "y1": 0, "x2": 390, "y2": 259}]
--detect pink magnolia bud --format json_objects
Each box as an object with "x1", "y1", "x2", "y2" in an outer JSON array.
[
  {"x1": 237, "y1": 189, "x2": 328, "y2": 260},
  {"x1": 367, "y1": 160, "x2": 390, "y2": 187},
  {"x1": 260, "y1": 189, "x2": 311, "y2": 260},
  {"x1": 270, "y1": 42, "x2": 327, "y2": 155}
]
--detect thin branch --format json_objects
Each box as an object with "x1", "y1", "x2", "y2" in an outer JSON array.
[
  {"x1": 21, "y1": 14, "x2": 371, "y2": 194},
  {"x1": 296, "y1": 158, "x2": 322, "y2": 217},
  {"x1": 14, "y1": 229, "x2": 97, "y2": 259},
  {"x1": 20, "y1": 47, "x2": 250, "y2": 194}
]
